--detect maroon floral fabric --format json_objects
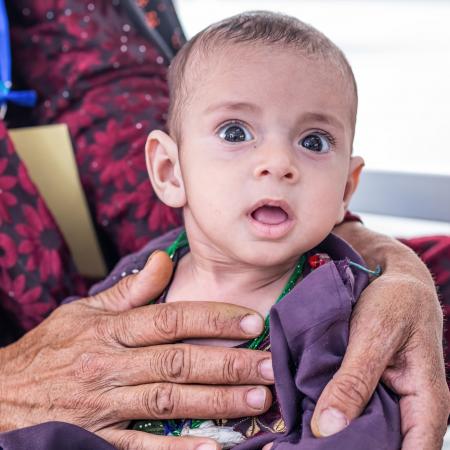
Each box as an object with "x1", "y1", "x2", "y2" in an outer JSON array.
[
  {"x1": 0, "y1": 120, "x2": 85, "y2": 340},
  {"x1": 7, "y1": 0, "x2": 183, "y2": 263},
  {"x1": 1, "y1": 0, "x2": 184, "y2": 339},
  {"x1": 398, "y1": 236, "x2": 450, "y2": 383}
]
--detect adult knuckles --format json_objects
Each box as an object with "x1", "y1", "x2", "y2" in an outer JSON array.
[
  {"x1": 141, "y1": 383, "x2": 177, "y2": 418},
  {"x1": 75, "y1": 352, "x2": 111, "y2": 384},
  {"x1": 156, "y1": 345, "x2": 190, "y2": 382},
  {"x1": 152, "y1": 304, "x2": 182, "y2": 341},
  {"x1": 211, "y1": 388, "x2": 235, "y2": 417},
  {"x1": 152, "y1": 304, "x2": 233, "y2": 340},
  {"x1": 205, "y1": 310, "x2": 225, "y2": 334},
  {"x1": 111, "y1": 274, "x2": 135, "y2": 306},
  {"x1": 328, "y1": 371, "x2": 372, "y2": 414},
  {"x1": 222, "y1": 351, "x2": 252, "y2": 384}
]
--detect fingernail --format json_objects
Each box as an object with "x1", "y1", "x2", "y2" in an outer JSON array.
[
  {"x1": 259, "y1": 359, "x2": 274, "y2": 381},
  {"x1": 246, "y1": 387, "x2": 267, "y2": 409},
  {"x1": 196, "y1": 444, "x2": 217, "y2": 450},
  {"x1": 318, "y1": 407, "x2": 349, "y2": 436},
  {"x1": 240, "y1": 314, "x2": 263, "y2": 335}
]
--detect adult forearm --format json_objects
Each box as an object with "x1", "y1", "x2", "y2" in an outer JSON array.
[
  {"x1": 327, "y1": 220, "x2": 449, "y2": 450},
  {"x1": 334, "y1": 221, "x2": 435, "y2": 287}
]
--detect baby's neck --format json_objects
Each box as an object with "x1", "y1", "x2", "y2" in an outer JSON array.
[{"x1": 166, "y1": 250, "x2": 298, "y2": 321}]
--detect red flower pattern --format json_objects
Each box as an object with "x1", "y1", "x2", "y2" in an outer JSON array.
[
  {"x1": 89, "y1": 119, "x2": 143, "y2": 189},
  {"x1": 0, "y1": 158, "x2": 18, "y2": 224},
  {"x1": 0, "y1": 233, "x2": 18, "y2": 269},
  {"x1": 0, "y1": 0, "x2": 184, "y2": 340},
  {"x1": 0, "y1": 273, "x2": 47, "y2": 330},
  {"x1": 16, "y1": 200, "x2": 64, "y2": 281},
  {"x1": 18, "y1": 163, "x2": 38, "y2": 196}
]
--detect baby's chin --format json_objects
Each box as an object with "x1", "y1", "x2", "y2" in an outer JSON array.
[{"x1": 230, "y1": 242, "x2": 305, "y2": 269}]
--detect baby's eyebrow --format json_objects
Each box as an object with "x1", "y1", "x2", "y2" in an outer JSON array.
[
  {"x1": 298, "y1": 112, "x2": 345, "y2": 131},
  {"x1": 203, "y1": 101, "x2": 261, "y2": 115}
]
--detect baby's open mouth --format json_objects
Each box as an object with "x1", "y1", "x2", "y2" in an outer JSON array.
[
  {"x1": 251, "y1": 205, "x2": 289, "y2": 225},
  {"x1": 248, "y1": 200, "x2": 294, "y2": 239}
]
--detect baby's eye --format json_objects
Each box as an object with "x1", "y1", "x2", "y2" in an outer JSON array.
[
  {"x1": 218, "y1": 123, "x2": 253, "y2": 143},
  {"x1": 300, "y1": 133, "x2": 332, "y2": 153}
]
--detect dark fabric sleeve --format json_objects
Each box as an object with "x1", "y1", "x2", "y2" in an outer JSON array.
[
  {"x1": 0, "y1": 422, "x2": 115, "y2": 450},
  {"x1": 268, "y1": 260, "x2": 401, "y2": 450}
]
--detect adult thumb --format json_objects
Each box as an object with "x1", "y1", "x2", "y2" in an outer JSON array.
[
  {"x1": 87, "y1": 250, "x2": 173, "y2": 312},
  {"x1": 310, "y1": 365, "x2": 377, "y2": 437}
]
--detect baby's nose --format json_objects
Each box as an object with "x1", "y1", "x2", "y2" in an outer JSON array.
[{"x1": 253, "y1": 148, "x2": 299, "y2": 182}]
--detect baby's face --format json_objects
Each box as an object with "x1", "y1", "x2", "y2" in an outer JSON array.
[{"x1": 176, "y1": 44, "x2": 360, "y2": 267}]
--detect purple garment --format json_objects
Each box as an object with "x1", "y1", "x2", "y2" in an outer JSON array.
[
  {"x1": 89, "y1": 228, "x2": 401, "y2": 449},
  {"x1": 0, "y1": 422, "x2": 115, "y2": 450},
  {"x1": 263, "y1": 247, "x2": 401, "y2": 449},
  {"x1": 0, "y1": 228, "x2": 400, "y2": 449}
]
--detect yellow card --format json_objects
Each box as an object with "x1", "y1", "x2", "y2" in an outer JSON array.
[{"x1": 10, "y1": 124, "x2": 107, "y2": 278}]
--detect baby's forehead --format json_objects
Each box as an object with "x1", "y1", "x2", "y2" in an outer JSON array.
[
  {"x1": 188, "y1": 42, "x2": 344, "y2": 90},
  {"x1": 185, "y1": 42, "x2": 357, "y2": 116},
  {"x1": 169, "y1": 41, "x2": 357, "y2": 143}
]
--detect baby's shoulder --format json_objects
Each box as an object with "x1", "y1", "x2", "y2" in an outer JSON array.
[{"x1": 89, "y1": 227, "x2": 183, "y2": 295}]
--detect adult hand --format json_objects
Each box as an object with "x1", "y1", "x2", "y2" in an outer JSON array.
[
  {"x1": 311, "y1": 222, "x2": 450, "y2": 450},
  {"x1": 0, "y1": 251, "x2": 273, "y2": 450}
]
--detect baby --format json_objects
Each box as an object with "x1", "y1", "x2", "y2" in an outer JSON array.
[{"x1": 91, "y1": 11, "x2": 401, "y2": 449}]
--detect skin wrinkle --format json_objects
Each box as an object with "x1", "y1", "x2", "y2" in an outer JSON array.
[{"x1": 1, "y1": 254, "x2": 275, "y2": 450}]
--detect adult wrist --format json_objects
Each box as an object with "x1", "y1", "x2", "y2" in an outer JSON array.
[{"x1": 334, "y1": 220, "x2": 436, "y2": 289}]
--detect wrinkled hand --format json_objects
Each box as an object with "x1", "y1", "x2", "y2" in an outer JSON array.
[
  {"x1": 0, "y1": 251, "x2": 273, "y2": 450},
  {"x1": 311, "y1": 224, "x2": 450, "y2": 450}
]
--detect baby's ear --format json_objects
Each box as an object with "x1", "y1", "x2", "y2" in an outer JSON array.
[
  {"x1": 145, "y1": 130, "x2": 186, "y2": 208},
  {"x1": 337, "y1": 156, "x2": 365, "y2": 223}
]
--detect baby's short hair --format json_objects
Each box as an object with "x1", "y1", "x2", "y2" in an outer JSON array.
[{"x1": 167, "y1": 11, "x2": 357, "y2": 141}]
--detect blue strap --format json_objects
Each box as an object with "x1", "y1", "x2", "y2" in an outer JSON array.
[
  {"x1": 0, "y1": 90, "x2": 37, "y2": 107},
  {"x1": 0, "y1": 0, "x2": 11, "y2": 92},
  {"x1": 0, "y1": 0, "x2": 36, "y2": 111}
]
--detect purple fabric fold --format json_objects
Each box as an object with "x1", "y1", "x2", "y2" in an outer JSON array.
[
  {"x1": 0, "y1": 422, "x2": 115, "y2": 450},
  {"x1": 231, "y1": 234, "x2": 401, "y2": 449},
  {"x1": 267, "y1": 259, "x2": 401, "y2": 449}
]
